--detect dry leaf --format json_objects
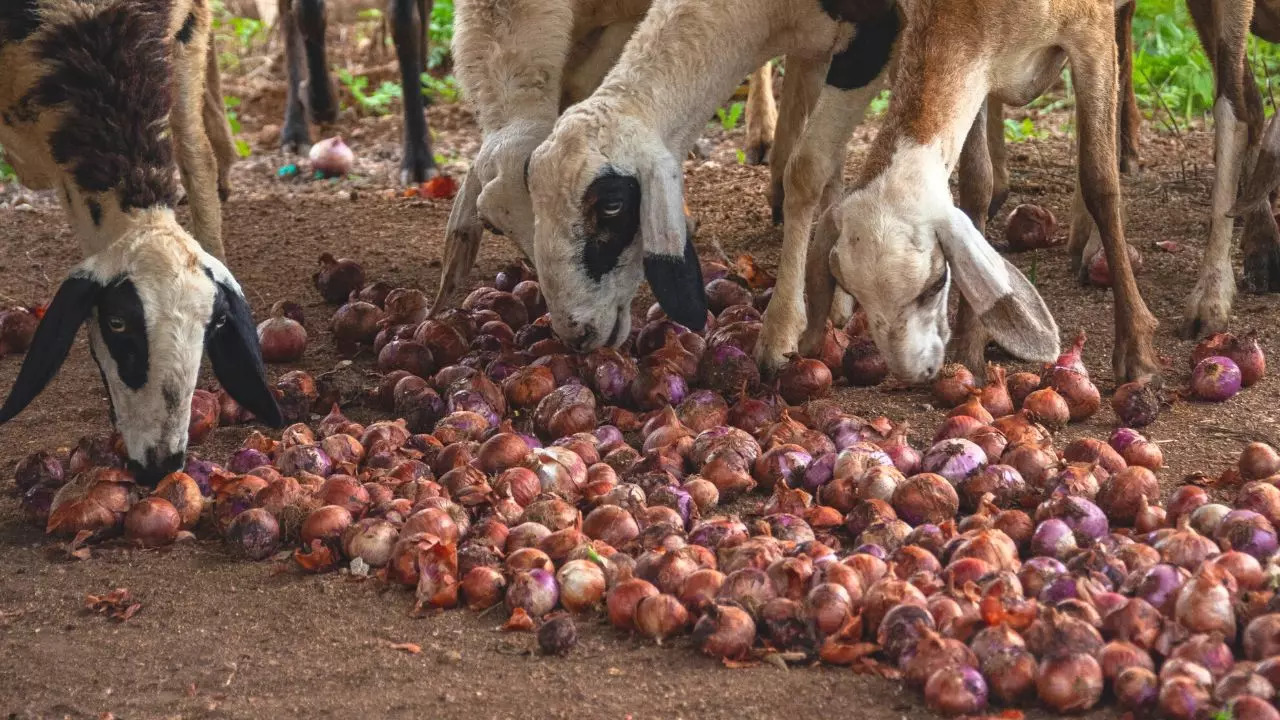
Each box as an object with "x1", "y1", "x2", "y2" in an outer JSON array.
[
  {"x1": 722, "y1": 658, "x2": 760, "y2": 669},
  {"x1": 421, "y1": 175, "x2": 459, "y2": 200},
  {"x1": 502, "y1": 607, "x2": 534, "y2": 632},
  {"x1": 294, "y1": 540, "x2": 337, "y2": 573},
  {"x1": 1154, "y1": 241, "x2": 1181, "y2": 253},
  {"x1": 67, "y1": 530, "x2": 94, "y2": 560},
  {"x1": 388, "y1": 642, "x2": 422, "y2": 655},
  {"x1": 733, "y1": 254, "x2": 775, "y2": 290},
  {"x1": 85, "y1": 588, "x2": 141, "y2": 622}
]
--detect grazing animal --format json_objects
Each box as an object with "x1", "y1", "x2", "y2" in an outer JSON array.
[
  {"x1": 524, "y1": 0, "x2": 884, "y2": 351},
  {"x1": 431, "y1": 0, "x2": 781, "y2": 316},
  {"x1": 1182, "y1": 0, "x2": 1280, "y2": 337},
  {"x1": 277, "y1": 0, "x2": 439, "y2": 184},
  {"x1": 0, "y1": 0, "x2": 283, "y2": 485},
  {"x1": 793, "y1": 0, "x2": 1164, "y2": 386}
]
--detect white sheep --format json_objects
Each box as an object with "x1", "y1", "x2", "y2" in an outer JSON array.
[
  {"x1": 0, "y1": 0, "x2": 282, "y2": 484},
  {"x1": 431, "y1": 0, "x2": 781, "y2": 315},
  {"x1": 523, "y1": 0, "x2": 883, "y2": 349}
]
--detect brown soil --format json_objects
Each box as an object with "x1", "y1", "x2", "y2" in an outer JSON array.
[{"x1": 0, "y1": 26, "x2": 1271, "y2": 720}]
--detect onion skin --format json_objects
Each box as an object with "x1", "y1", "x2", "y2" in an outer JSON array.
[
  {"x1": 608, "y1": 579, "x2": 659, "y2": 631},
  {"x1": 1114, "y1": 666, "x2": 1159, "y2": 711},
  {"x1": 123, "y1": 497, "x2": 181, "y2": 547},
  {"x1": 933, "y1": 364, "x2": 976, "y2": 408},
  {"x1": 924, "y1": 665, "x2": 988, "y2": 717},
  {"x1": 692, "y1": 602, "x2": 756, "y2": 659},
  {"x1": 1191, "y1": 356, "x2": 1243, "y2": 402},
  {"x1": 634, "y1": 593, "x2": 689, "y2": 643}
]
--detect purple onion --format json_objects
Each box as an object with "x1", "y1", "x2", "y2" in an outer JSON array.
[
  {"x1": 877, "y1": 604, "x2": 936, "y2": 664},
  {"x1": 505, "y1": 568, "x2": 559, "y2": 616},
  {"x1": 756, "y1": 445, "x2": 813, "y2": 490},
  {"x1": 828, "y1": 416, "x2": 876, "y2": 450},
  {"x1": 1214, "y1": 509, "x2": 1279, "y2": 560},
  {"x1": 1030, "y1": 519, "x2": 1079, "y2": 560},
  {"x1": 1038, "y1": 494, "x2": 1109, "y2": 543},
  {"x1": 1126, "y1": 563, "x2": 1185, "y2": 613},
  {"x1": 802, "y1": 453, "x2": 836, "y2": 492},
  {"x1": 1108, "y1": 427, "x2": 1145, "y2": 455},
  {"x1": 649, "y1": 486, "x2": 696, "y2": 529},
  {"x1": 1038, "y1": 575, "x2": 1082, "y2": 604},
  {"x1": 518, "y1": 432, "x2": 543, "y2": 450},
  {"x1": 854, "y1": 544, "x2": 887, "y2": 560},
  {"x1": 485, "y1": 355, "x2": 524, "y2": 382},
  {"x1": 1191, "y1": 356, "x2": 1242, "y2": 402},
  {"x1": 183, "y1": 456, "x2": 218, "y2": 495},
  {"x1": 590, "y1": 356, "x2": 636, "y2": 405},
  {"x1": 904, "y1": 524, "x2": 947, "y2": 556},
  {"x1": 688, "y1": 518, "x2": 749, "y2": 550},
  {"x1": 636, "y1": 320, "x2": 690, "y2": 356},
  {"x1": 767, "y1": 513, "x2": 816, "y2": 544},
  {"x1": 925, "y1": 665, "x2": 989, "y2": 716},
  {"x1": 449, "y1": 390, "x2": 500, "y2": 427},
  {"x1": 276, "y1": 444, "x2": 334, "y2": 478},
  {"x1": 21, "y1": 481, "x2": 59, "y2": 521},
  {"x1": 593, "y1": 426, "x2": 626, "y2": 454},
  {"x1": 228, "y1": 448, "x2": 271, "y2": 474},
  {"x1": 630, "y1": 360, "x2": 688, "y2": 410},
  {"x1": 697, "y1": 344, "x2": 760, "y2": 394},
  {"x1": 920, "y1": 438, "x2": 987, "y2": 484},
  {"x1": 1018, "y1": 556, "x2": 1067, "y2": 598}
]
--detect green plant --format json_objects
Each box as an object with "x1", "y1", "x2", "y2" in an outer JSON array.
[
  {"x1": 421, "y1": 73, "x2": 461, "y2": 103},
  {"x1": 339, "y1": 69, "x2": 404, "y2": 116},
  {"x1": 429, "y1": 0, "x2": 455, "y2": 69},
  {"x1": 221, "y1": 96, "x2": 253, "y2": 158},
  {"x1": 716, "y1": 102, "x2": 745, "y2": 132},
  {"x1": 735, "y1": 149, "x2": 747, "y2": 165},
  {"x1": 0, "y1": 149, "x2": 14, "y2": 183},
  {"x1": 1003, "y1": 117, "x2": 1047, "y2": 143}
]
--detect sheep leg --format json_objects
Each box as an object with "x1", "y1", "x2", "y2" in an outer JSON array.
[
  {"x1": 743, "y1": 62, "x2": 777, "y2": 166},
  {"x1": 769, "y1": 56, "x2": 827, "y2": 226},
  {"x1": 297, "y1": 0, "x2": 337, "y2": 125},
  {"x1": 758, "y1": 83, "x2": 876, "y2": 371},
  {"x1": 562, "y1": 22, "x2": 637, "y2": 108},
  {"x1": 279, "y1": 0, "x2": 311, "y2": 152},
  {"x1": 202, "y1": 41, "x2": 237, "y2": 202},
  {"x1": 1069, "y1": 35, "x2": 1159, "y2": 385},
  {"x1": 1116, "y1": 1, "x2": 1141, "y2": 174},
  {"x1": 169, "y1": 7, "x2": 225, "y2": 259},
  {"x1": 1236, "y1": 48, "x2": 1280, "y2": 293},
  {"x1": 985, "y1": 97, "x2": 1010, "y2": 220},
  {"x1": 1183, "y1": 0, "x2": 1249, "y2": 337},
  {"x1": 390, "y1": 0, "x2": 437, "y2": 184}
]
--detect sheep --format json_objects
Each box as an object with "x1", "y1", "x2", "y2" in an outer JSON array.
[
  {"x1": 277, "y1": 0, "x2": 438, "y2": 184},
  {"x1": 0, "y1": 0, "x2": 283, "y2": 484},
  {"x1": 522, "y1": 0, "x2": 890, "y2": 350},
  {"x1": 789, "y1": 0, "x2": 1173, "y2": 386},
  {"x1": 430, "y1": 0, "x2": 780, "y2": 315},
  {"x1": 1181, "y1": 0, "x2": 1280, "y2": 337}
]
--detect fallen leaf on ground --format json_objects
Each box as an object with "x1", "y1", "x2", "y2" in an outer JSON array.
[
  {"x1": 421, "y1": 175, "x2": 458, "y2": 200},
  {"x1": 722, "y1": 658, "x2": 760, "y2": 669},
  {"x1": 85, "y1": 588, "x2": 142, "y2": 622},
  {"x1": 733, "y1": 254, "x2": 776, "y2": 290},
  {"x1": 388, "y1": 642, "x2": 422, "y2": 654},
  {"x1": 1154, "y1": 241, "x2": 1182, "y2": 253},
  {"x1": 294, "y1": 540, "x2": 337, "y2": 573},
  {"x1": 67, "y1": 530, "x2": 94, "y2": 560}
]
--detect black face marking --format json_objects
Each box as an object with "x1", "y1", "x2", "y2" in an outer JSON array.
[
  {"x1": 204, "y1": 274, "x2": 285, "y2": 428},
  {"x1": 819, "y1": 0, "x2": 894, "y2": 24},
  {"x1": 175, "y1": 12, "x2": 196, "y2": 43},
  {"x1": 523, "y1": 155, "x2": 532, "y2": 189},
  {"x1": 825, "y1": 4, "x2": 900, "y2": 90},
  {"x1": 87, "y1": 198, "x2": 103, "y2": 226},
  {"x1": 0, "y1": 0, "x2": 39, "y2": 42},
  {"x1": 163, "y1": 384, "x2": 180, "y2": 414},
  {"x1": 24, "y1": 3, "x2": 177, "y2": 212},
  {"x1": 88, "y1": 343, "x2": 118, "y2": 425},
  {"x1": 95, "y1": 278, "x2": 149, "y2": 390},
  {"x1": 578, "y1": 171, "x2": 641, "y2": 282},
  {"x1": 643, "y1": 228, "x2": 708, "y2": 331}
]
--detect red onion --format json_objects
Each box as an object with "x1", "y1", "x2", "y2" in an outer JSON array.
[
  {"x1": 903, "y1": 626, "x2": 979, "y2": 688},
  {"x1": 1062, "y1": 437, "x2": 1126, "y2": 478},
  {"x1": 1030, "y1": 518, "x2": 1078, "y2": 560},
  {"x1": 1115, "y1": 666, "x2": 1159, "y2": 710},
  {"x1": 506, "y1": 569, "x2": 559, "y2": 617},
  {"x1": 1158, "y1": 675, "x2": 1211, "y2": 720},
  {"x1": 309, "y1": 136, "x2": 354, "y2": 177},
  {"x1": 842, "y1": 337, "x2": 888, "y2": 386},
  {"x1": 224, "y1": 508, "x2": 281, "y2": 560},
  {"x1": 0, "y1": 305, "x2": 38, "y2": 356},
  {"x1": 1002, "y1": 443, "x2": 1058, "y2": 490},
  {"x1": 933, "y1": 364, "x2": 976, "y2": 408},
  {"x1": 123, "y1": 497, "x2": 180, "y2": 547},
  {"x1": 1216, "y1": 509, "x2": 1279, "y2": 559},
  {"x1": 1005, "y1": 203, "x2": 1057, "y2": 250},
  {"x1": 776, "y1": 355, "x2": 832, "y2": 404},
  {"x1": 891, "y1": 473, "x2": 958, "y2": 526},
  {"x1": 1036, "y1": 653, "x2": 1103, "y2": 712},
  {"x1": 1240, "y1": 442, "x2": 1280, "y2": 481},
  {"x1": 879, "y1": 423, "x2": 921, "y2": 475},
  {"x1": 1021, "y1": 388, "x2": 1069, "y2": 430},
  {"x1": 752, "y1": 444, "x2": 812, "y2": 491},
  {"x1": 705, "y1": 278, "x2": 752, "y2": 314},
  {"x1": 1102, "y1": 597, "x2": 1164, "y2": 651},
  {"x1": 1213, "y1": 665, "x2": 1276, "y2": 704},
  {"x1": 925, "y1": 665, "x2": 988, "y2": 716},
  {"x1": 153, "y1": 472, "x2": 203, "y2": 530},
  {"x1": 1224, "y1": 696, "x2": 1280, "y2": 720},
  {"x1": 556, "y1": 559, "x2": 606, "y2": 612},
  {"x1": 1097, "y1": 466, "x2": 1160, "y2": 526},
  {"x1": 1193, "y1": 331, "x2": 1266, "y2": 386},
  {"x1": 1175, "y1": 563, "x2": 1237, "y2": 637},
  {"x1": 982, "y1": 648, "x2": 1038, "y2": 706},
  {"x1": 950, "y1": 391, "x2": 995, "y2": 425},
  {"x1": 698, "y1": 344, "x2": 760, "y2": 395},
  {"x1": 692, "y1": 602, "x2": 756, "y2": 659},
  {"x1": 1112, "y1": 378, "x2": 1161, "y2": 427},
  {"x1": 313, "y1": 253, "x2": 364, "y2": 303},
  {"x1": 1244, "y1": 614, "x2": 1280, "y2": 660},
  {"x1": 920, "y1": 439, "x2": 986, "y2": 484},
  {"x1": 1191, "y1": 356, "x2": 1243, "y2": 402},
  {"x1": 635, "y1": 593, "x2": 689, "y2": 643}
]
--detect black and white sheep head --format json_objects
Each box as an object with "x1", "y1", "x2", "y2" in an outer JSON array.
[
  {"x1": 0, "y1": 223, "x2": 282, "y2": 485},
  {"x1": 828, "y1": 149, "x2": 1059, "y2": 383},
  {"x1": 527, "y1": 116, "x2": 706, "y2": 353}
]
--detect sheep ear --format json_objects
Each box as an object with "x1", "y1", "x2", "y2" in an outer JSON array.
[
  {"x1": 431, "y1": 169, "x2": 485, "y2": 316},
  {"x1": 0, "y1": 272, "x2": 101, "y2": 423},
  {"x1": 205, "y1": 283, "x2": 284, "y2": 428},
  {"x1": 936, "y1": 207, "x2": 1060, "y2": 362},
  {"x1": 641, "y1": 150, "x2": 706, "y2": 330},
  {"x1": 1232, "y1": 113, "x2": 1280, "y2": 216}
]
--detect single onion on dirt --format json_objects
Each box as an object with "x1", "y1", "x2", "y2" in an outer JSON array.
[
  {"x1": 1005, "y1": 204, "x2": 1058, "y2": 251},
  {"x1": 1112, "y1": 378, "x2": 1160, "y2": 427},
  {"x1": 1191, "y1": 356, "x2": 1243, "y2": 402},
  {"x1": 842, "y1": 337, "x2": 888, "y2": 386},
  {"x1": 313, "y1": 253, "x2": 365, "y2": 304},
  {"x1": 309, "y1": 136, "x2": 355, "y2": 177},
  {"x1": 1193, "y1": 331, "x2": 1266, "y2": 387}
]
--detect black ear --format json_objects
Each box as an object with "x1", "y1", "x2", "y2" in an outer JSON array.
[
  {"x1": 0, "y1": 274, "x2": 100, "y2": 423},
  {"x1": 644, "y1": 223, "x2": 707, "y2": 331},
  {"x1": 205, "y1": 283, "x2": 284, "y2": 428}
]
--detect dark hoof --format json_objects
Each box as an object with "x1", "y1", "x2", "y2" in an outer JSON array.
[
  {"x1": 771, "y1": 203, "x2": 784, "y2": 226},
  {"x1": 399, "y1": 144, "x2": 438, "y2": 186},
  {"x1": 745, "y1": 141, "x2": 771, "y2": 166},
  {"x1": 280, "y1": 122, "x2": 311, "y2": 156},
  {"x1": 1242, "y1": 245, "x2": 1280, "y2": 294},
  {"x1": 307, "y1": 83, "x2": 339, "y2": 126},
  {"x1": 986, "y1": 189, "x2": 1010, "y2": 222},
  {"x1": 218, "y1": 183, "x2": 232, "y2": 203}
]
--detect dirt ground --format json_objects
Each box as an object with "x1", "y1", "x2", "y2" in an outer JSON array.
[{"x1": 1, "y1": 30, "x2": 1277, "y2": 720}]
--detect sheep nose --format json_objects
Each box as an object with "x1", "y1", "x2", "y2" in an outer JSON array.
[
  {"x1": 564, "y1": 323, "x2": 598, "y2": 352},
  {"x1": 128, "y1": 451, "x2": 185, "y2": 488}
]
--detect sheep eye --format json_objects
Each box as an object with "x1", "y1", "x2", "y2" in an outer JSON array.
[
  {"x1": 600, "y1": 199, "x2": 624, "y2": 217},
  {"x1": 107, "y1": 316, "x2": 127, "y2": 333},
  {"x1": 213, "y1": 314, "x2": 227, "y2": 330}
]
